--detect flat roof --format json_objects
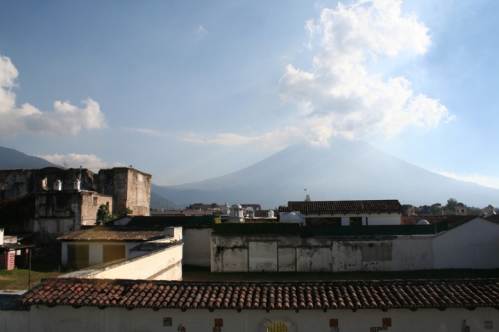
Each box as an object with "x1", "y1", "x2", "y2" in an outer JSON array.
[{"x1": 57, "y1": 226, "x2": 165, "y2": 242}]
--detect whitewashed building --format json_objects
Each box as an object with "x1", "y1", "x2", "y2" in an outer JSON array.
[
  {"x1": 279, "y1": 200, "x2": 402, "y2": 226},
  {"x1": 58, "y1": 225, "x2": 183, "y2": 280},
  {"x1": 0, "y1": 278, "x2": 497, "y2": 332},
  {"x1": 211, "y1": 217, "x2": 499, "y2": 272}
]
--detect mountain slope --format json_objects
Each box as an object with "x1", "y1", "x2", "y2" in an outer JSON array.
[
  {"x1": 155, "y1": 140, "x2": 499, "y2": 207},
  {"x1": 0, "y1": 146, "x2": 58, "y2": 169}
]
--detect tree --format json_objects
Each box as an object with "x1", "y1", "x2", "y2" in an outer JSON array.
[
  {"x1": 445, "y1": 198, "x2": 458, "y2": 211},
  {"x1": 430, "y1": 203, "x2": 442, "y2": 215},
  {"x1": 96, "y1": 204, "x2": 114, "y2": 223}
]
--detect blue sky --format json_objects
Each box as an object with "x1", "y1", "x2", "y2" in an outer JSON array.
[{"x1": 0, "y1": 0, "x2": 498, "y2": 187}]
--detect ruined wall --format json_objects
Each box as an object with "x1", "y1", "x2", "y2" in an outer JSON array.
[
  {"x1": 126, "y1": 169, "x2": 151, "y2": 216},
  {"x1": 97, "y1": 168, "x2": 151, "y2": 217},
  {"x1": 0, "y1": 168, "x2": 96, "y2": 202},
  {"x1": 80, "y1": 192, "x2": 113, "y2": 226},
  {"x1": 211, "y1": 234, "x2": 435, "y2": 272},
  {"x1": 0, "y1": 167, "x2": 150, "y2": 235},
  {"x1": 31, "y1": 192, "x2": 82, "y2": 235}
]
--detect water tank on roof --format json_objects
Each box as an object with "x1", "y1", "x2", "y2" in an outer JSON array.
[
  {"x1": 280, "y1": 211, "x2": 305, "y2": 224},
  {"x1": 416, "y1": 219, "x2": 430, "y2": 225}
]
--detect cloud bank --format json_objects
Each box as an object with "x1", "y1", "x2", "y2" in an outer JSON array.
[
  {"x1": 40, "y1": 153, "x2": 111, "y2": 171},
  {"x1": 0, "y1": 54, "x2": 105, "y2": 136},
  {"x1": 185, "y1": 0, "x2": 452, "y2": 147}
]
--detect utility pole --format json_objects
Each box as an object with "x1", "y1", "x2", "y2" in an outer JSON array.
[{"x1": 27, "y1": 248, "x2": 32, "y2": 289}]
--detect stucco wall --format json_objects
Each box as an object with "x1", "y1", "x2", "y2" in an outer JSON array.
[
  {"x1": 183, "y1": 228, "x2": 212, "y2": 267},
  {"x1": 210, "y1": 233, "x2": 445, "y2": 273},
  {"x1": 0, "y1": 306, "x2": 497, "y2": 332},
  {"x1": 433, "y1": 218, "x2": 499, "y2": 269},
  {"x1": 61, "y1": 241, "x2": 141, "y2": 267}
]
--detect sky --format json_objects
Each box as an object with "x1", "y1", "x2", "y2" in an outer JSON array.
[{"x1": 0, "y1": 0, "x2": 498, "y2": 188}]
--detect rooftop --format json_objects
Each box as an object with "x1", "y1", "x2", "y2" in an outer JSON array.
[
  {"x1": 112, "y1": 215, "x2": 215, "y2": 229},
  {"x1": 281, "y1": 200, "x2": 402, "y2": 215},
  {"x1": 212, "y1": 222, "x2": 449, "y2": 237},
  {"x1": 57, "y1": 226, "x2": 166, "y2": 242},
  {"x1": 22, "y1": 277, "x2": 499, "y2": 311}
]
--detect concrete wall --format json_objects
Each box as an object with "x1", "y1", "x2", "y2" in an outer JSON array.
[
  {"x1": 433, "y1": 218, "x2": 499, "y2": 269},
  {"x1": 211, "y1": 233, "x2": 436, "y2": 273},
  {"x1": 90, "y1": 244, "x2": 182, "y2": 280},
  {"x1": 1, "y1": 306, "x2": 497, "y2": 332},
  {"x1": 183, "y1": 228, "x2": 212, "y2": 267}
]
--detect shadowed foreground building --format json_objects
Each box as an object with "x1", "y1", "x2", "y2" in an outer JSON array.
[
  {"x1": 0, "y1": 166, "x2": 151, "y2": 236},
  {"x1": 0, "y1": 278, "x2": 497, "y2": 332}
]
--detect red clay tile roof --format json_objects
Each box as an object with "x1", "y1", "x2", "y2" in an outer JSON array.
[
  {"x1": 57, "y1": 226, "x2": 165, "y2": 242},
  {"x1": 282, "y1": 200, "x2": 401, "y2": 215},
  {"x1": 22, "y1": 278, "x2": 499, "y2": 311}
]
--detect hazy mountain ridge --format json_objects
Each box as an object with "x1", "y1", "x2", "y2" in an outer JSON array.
[
  {"x1": 2, "y1": 144, "x2": 498, "y2": 209},
  {"x1": 154, "y1": 140, "x2": 499, "y2": 208},
  {"x1": 0, "y1": 146, "x2": 58, "y2": 169}
]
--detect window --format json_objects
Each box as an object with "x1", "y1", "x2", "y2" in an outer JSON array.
[
  {"x1": 67, "y1": 244, "x2": 89, "y2": 269},
  {"x1": 93, "y1": 197, "x2": 98, "y2": 206},
  {"x1": 103, "y1": 244, "x2": 126, "y2": 263},
  {"x1": 265, "y1": 321, "x2": 288, "y2": 332},
  {"x1": 349, "y1": 217, "x2": 362, "y2": 227}
]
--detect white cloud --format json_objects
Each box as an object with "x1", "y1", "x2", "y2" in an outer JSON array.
[
  {"x1": 279, "y1": 0, "x2": 452, "y2": 145},
  {"x1": 181, "y1": 127, "x2": 303, "y2": 150},
  {"x1": 196, "y1": 25, "x2": 208, "y2": 37},
  {"x1": 124, "y1": 127, "x2": 168, "y2": 137},
  {"x1": 436, "y1": 170, "x2": 499, "y2": 190},
  {"x1": 0, "y1": 54, "x2": 106, "y2": 136},
  {"x1": 39, "y1": 153, "x2": 111, "y2": 171},
  {"x1": 186, "y1": 0, "x2": 451, "y2": 148}
]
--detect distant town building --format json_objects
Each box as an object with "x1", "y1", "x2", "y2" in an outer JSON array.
[
  {"x1": 279, "y1": 200, "x2": 402, "y2": 226},
  {"x1": 0, "y1": 228, "x2": 32, "y2": 271}
]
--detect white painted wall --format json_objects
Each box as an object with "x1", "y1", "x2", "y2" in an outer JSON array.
[
  {"x1": 299, "y1": 213, "x2": 401, "y2": 225},
  {"x1": 90, "y1": 244, "x2": 182, "y2": 280},
  {"x1": 1, "y1": 306, "x2": 497, "y2": 332},
  {"x1": 433, "y1": 218, "x2": 499, "y2": 269}
]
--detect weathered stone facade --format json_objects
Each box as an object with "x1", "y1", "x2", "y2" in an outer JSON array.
[
  {"x1": 0, "y1": 166, "x2": 150, "y2": 235},
  {"x1": 97, "y1": 168, "x2": 151, "y2": 216}
]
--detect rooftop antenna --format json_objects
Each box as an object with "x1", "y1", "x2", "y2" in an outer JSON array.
[{"x1": 304, "y1": 188, "x2": 311, "y2": 202}]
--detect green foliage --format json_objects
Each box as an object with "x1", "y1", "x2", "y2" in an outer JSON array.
[{"x1": 96, "y1": 204, "x2": 115, "y2": 223}]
